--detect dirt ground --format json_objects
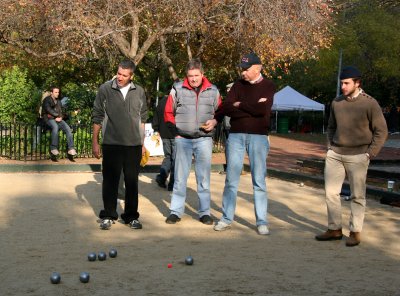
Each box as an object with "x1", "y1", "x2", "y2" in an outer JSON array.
[{"x1": 0, "y1": 171, "x2": 399, "y2": 296}]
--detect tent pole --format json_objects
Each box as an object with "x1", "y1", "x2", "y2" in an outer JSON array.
[{"x1": 275, "y1": 111, "x2": 278, "y2": 133}]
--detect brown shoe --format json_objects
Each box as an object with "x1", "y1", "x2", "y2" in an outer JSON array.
[
  {"x1": 346, "y1": 231, "x2": 361, "y2": 247},
  {"x1": 315, "y1": 229, "x2": 343, "y2": 241}
]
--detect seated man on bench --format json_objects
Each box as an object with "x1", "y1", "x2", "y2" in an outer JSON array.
[{"x1": 41, "y1": 86, "x2": 76, "y2": 157}]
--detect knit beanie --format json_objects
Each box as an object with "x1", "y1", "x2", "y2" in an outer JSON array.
[{"x1": 340, "y1": 66, "x2": 361, "y2": 79}]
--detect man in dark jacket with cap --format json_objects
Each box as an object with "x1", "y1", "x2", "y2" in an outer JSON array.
[
  {"x1": 315, "y1": 66, "x2": 387, "y2": 247},
  {"x1": 207, "y1": 52, "x2": 275, "y2": 235}
]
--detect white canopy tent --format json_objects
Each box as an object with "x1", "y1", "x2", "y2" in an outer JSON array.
[{"x1": 272, "y1": 86, "x2": 325, "y2": 133}]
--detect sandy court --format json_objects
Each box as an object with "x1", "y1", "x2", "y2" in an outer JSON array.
[{"x1": 0, "y1": 171, "x2": 399, "y2": 296}]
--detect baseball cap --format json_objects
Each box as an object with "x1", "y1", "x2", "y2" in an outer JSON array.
[{"x1": 239, "y1": 52, "x2": 262, "y2": 69}]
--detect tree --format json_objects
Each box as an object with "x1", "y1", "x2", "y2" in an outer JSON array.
[
  {"x1": 0, "y1": 66, "x2": 40, "y2": 123},
  {"x1": 0, "y1": 1, "x2": 335, "y2": 70},
  {"x1": 273, "y1": 0, "x2": 400, "y2": 107}
]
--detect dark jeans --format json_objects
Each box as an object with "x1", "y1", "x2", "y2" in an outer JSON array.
[
  {"x1": 99, "y1": 144, "x2": 142, "y2": 223},
  {"x1": 160, "y1": 138, "x2": 176, "y2": 186},
  {"x1": 46, "y1": 119, "x2": 74, "y2": 151}
]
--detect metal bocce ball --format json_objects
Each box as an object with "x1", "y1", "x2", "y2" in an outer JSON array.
[
  {"x1": 109, "y1": 248, "x2": 117, "y2": 258},
  {"x1": 79, "y1": 272, "x2": 90, "y2": 283},
  {"x1": 88, "y1": 252, "x2": 97, "y2": 262},
  {"x1": 50, "y1": 272, "x2": 61, "y2": 284},
  {"x1": 98, "y1": 251, "x2": 107, "y2": 261},
  {"x1": 185, "y1": 255, "x2": 194, "y2": 265}
]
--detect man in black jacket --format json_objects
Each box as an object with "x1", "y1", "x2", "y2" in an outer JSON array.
[
  {"x1": 41, "y1": 87, "x2": 76, "y2": 157},
  {"x1": 152, "y1": 95, "x2": 176, "y2": 191},
  {"x1": 92, "y1": 60, "x2": 148, "y2": 231}
]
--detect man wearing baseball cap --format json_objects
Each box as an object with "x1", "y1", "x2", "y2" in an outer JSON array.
[
  {"x1": 207, "y1": 52, "x2": 276, "y2": 235},
  {"x1": 315, "y1": 66, "x2": 388, "y2": 246}
]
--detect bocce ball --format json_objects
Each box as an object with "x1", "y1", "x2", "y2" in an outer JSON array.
[
  {"x1": 50, "y1": 272, "x2": 61, "y2": 284},
  {"x1": 109, "y1": 248, "x2": 117, "y2": 258},
  {"x1": 79, "y1": 272, "x2": 90, "y2": 283},
  {"x1": 185, "y1": 255, "x2": 194, "y2": 265},
  {"x1": 88, "y1": 252, "x2": 97, "y2": 262},
  {"x1": 98, "y1": 251, "x2": 107, "y2": 261}
]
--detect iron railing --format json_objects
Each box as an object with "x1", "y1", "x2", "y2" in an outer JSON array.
[
  {"x1": 0, "y1": 122, "x2": 226, "y2": 161},
  {"x1": 0, "y1": 123, "x2": 94, "y2": 161}
]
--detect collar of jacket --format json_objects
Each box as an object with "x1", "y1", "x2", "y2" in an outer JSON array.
[
  {"x1": 111, "y1": 79, "x2": 137, "y2": 91},
  {"x1": 182, "y1": 76, "x2": 213, "y2": 92}
]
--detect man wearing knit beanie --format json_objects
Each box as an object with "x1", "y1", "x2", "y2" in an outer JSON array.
[{"x1": 315, "y1": 66, "x2": 388, "y2": 247}]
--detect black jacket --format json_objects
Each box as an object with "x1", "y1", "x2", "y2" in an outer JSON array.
[
  {"x1": 92, "y1": 79, "x2": 148, "y2": 146},
  {"x1": 41, "y1": 96, "x2": 62, "y2": 123},
  {"x1": 152, "y1": 96, "x2": 175, "y2": 139}
]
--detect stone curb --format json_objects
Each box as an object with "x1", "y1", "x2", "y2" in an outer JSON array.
[{"x1": 0, "y1": 163, "x2": 398, "y2": 203}]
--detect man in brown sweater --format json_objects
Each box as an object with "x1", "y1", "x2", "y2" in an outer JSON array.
[{"x1": 315, "y1": 66, "x2": 388, "y2": 247}]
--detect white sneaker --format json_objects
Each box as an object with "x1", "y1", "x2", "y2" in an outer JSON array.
[
  {"x1": 100, "y1": 219, "x2": 113, "y2": 230},
  {"x1": 213, "y1": 220, "x2": 231, "y2": 231},
  {"x1": 50, "y1": 149, "x2": 59, "y2": 156},
  {"x1": 68, "y1": 148, "x2": 77, "y2": 156},
  {"x1": 257, "y1": 225, "x2": 270, "y2": 235}
]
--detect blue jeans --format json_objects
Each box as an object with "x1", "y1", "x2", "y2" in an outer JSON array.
[
  {"x1": 46, "y1": 119, "x2": 74, "y2": 151},
  {"x1": 160, "y1": 138, "x2": 176, "y2": 186},
  {"x1": 220, "y1": 133, "x2": 270, "y2": 226},
  {"x1": 169, "y1": 137, "x2": 213, "y2": 218}
]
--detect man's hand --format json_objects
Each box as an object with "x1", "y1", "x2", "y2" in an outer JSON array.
[
  {"x1": 55, "y1": 117, "x2": 62, "y2": 122},
  {"x1": 92, "y1": 141, "x2": 101, "y2": 159},
  {"x1": 142, "y1": 145, "x2": 147, "y2": 155},
  {"x1": 201, "y1": 119, "x2": 218, "y2": 132},
  {"x1": 258, "y1": 98, "x2": 267, "y2": 103},
  {"x1": 233, "y1": 102, "x2": 241, "y2": 107}
]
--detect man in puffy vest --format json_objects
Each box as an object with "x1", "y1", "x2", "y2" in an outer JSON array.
[{"x1": 164, "y1": 58, "x2": 221, "y2": 225}]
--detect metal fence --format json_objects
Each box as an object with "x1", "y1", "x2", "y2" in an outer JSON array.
[
  {"x1": 0, "y1": 122, "x2": 226, "y2": 161},
  {"x1": 0, "y1": 123, "x2": 94, "y2": 161}
]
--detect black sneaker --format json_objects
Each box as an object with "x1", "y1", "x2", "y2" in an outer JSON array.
[
  {"x1": 199, "y1": 215, "x2": 213, "y2": 225},
  {"x1": 165, "y1": 214, "x2": 181, "y2": 224},
  {"x1": 156, "y1": 175, "x2": 167, "y2": 188},
  {"x1": 129, "y1": 219, "x2": 143, "y2": 229}
]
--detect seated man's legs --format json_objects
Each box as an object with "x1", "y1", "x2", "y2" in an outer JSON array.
[
  {"x1": 58, "y1": 120, "x2": 75, "y2": 152},
  {"x1": 46, "y1": 119, "x2": 59, "y2": 154}
]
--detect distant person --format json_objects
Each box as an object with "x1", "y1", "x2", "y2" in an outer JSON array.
[
  {"x1": 33, "y1": 91, "x2": 50, "y2": 150},
  {"x1": 209, "y1": 52, "x2": 276, "y2": 235},
  {"x1": 152, "y1": 95, "x2": 176, "y2": 191},
  {"x1": 221, "y1": 82, "x2": 233, "y2": 173},
  {"x1": 92, "y1": 60, "x2": 148, "y2": 231},
  {"x1": 164, "y1": 58, "x2": 221, "y2": 225},
  {"x1": 387, "y1": 105, "x2": 399, "y2": 134},
  {"x1": 41, "y1": 87, "x2": 76, "y2": 157},
  {"x1": 315, "y1": 66, "x2": 388, "y2": 247}
]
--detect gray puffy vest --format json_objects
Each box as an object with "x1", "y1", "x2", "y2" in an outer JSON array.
[{"x1": 172, "y1": 81, "x2": 219, "y2": 138}]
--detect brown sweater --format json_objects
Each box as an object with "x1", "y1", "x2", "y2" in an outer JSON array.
[
  {"x1": 327, "y1": 91, "x2": 388, "y2": 157},
  {"x1": 215, "y1": 77, "x2": 275, "y2": 135}
]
